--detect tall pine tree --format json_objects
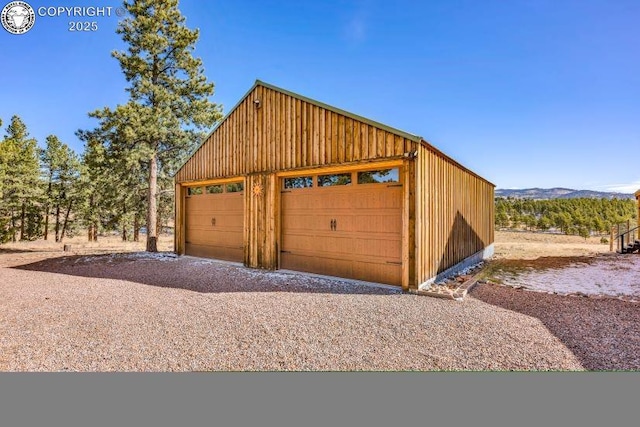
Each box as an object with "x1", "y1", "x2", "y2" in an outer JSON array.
[
  {"x1": 0, "y1": 116, "x2": 42, "y2": 241},
  {"x1": 90, "y1": 0, "x2": 221, "y2": 251}
]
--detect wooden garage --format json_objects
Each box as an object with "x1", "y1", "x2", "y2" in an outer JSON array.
[
  {"x1": 174, "y1": 80, "x2": 495, "y2": 291},
  {"x1": 636, "y1": 190, "x2": 640, "y2": 226}
]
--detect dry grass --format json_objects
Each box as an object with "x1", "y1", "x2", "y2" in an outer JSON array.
[{"x1": 493, "y1": 230, "x2": 610, "y2": 260}]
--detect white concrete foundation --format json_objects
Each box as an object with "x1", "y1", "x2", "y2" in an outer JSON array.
[{"x1": 418, "y1": 243, "x2": 494, "y2": 290}]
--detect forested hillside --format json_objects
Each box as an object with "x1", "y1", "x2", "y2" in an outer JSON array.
[{"x1": 495, "y1": 197, "x2": 637, "y2": 238}]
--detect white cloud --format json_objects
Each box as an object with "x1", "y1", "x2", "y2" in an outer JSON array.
[{"x1": 596, "y1": 181, "x2": 640, "y2": 194}]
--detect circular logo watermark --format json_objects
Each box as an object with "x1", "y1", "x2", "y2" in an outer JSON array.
[{"x1": 1, "y1": 1, "x2": 35, "y2": 34}]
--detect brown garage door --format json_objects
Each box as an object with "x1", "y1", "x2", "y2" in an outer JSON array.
[
  {"x1": 281, "y1": 168, "x2": 402, "y2": 286},
  {"x1": 185, "y1": 182, "x2": 244, "y2": 262}
]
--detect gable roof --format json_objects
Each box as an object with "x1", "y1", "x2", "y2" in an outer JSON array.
[
  {"x1": 174, "y1": 80, "x2": 423, "y2": 176},
  {"x1": 174, "y1": 80, "x2": 494, "y2": 187}
]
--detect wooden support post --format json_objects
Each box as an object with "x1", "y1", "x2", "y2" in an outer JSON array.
[{"x1": 610, "y1": 226, "x2": 614, "y2": 252}]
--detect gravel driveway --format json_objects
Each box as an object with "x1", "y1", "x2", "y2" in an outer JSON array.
[{"x1": 1, "y1": 250, "x2": 637, "y2": 371}]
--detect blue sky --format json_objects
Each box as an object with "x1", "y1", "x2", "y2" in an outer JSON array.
[{"x1": 1, "y1": 0, "x2": 639, "y2": 192}]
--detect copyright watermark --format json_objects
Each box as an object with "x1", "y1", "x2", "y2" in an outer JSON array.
[
  {"x1": 1, "y1": 1, "x2": 35, "y2": 34},
  {"x1": 1, "y1": 1, "x2": 125, "y2": 34}
]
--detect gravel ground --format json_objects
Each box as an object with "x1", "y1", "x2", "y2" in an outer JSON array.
[{"x1": 1, "y1": 250, "x2": 636, "y2": 371}]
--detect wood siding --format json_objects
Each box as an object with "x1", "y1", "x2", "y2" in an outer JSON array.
[
  {"x1": 175, "y1": 184, "x2": 185, "y2": 255},
  {"x1": 244, "y1": 173, "x2": 279, "y2": 269},
  {"x1": 636, "y1": 191, "x2": 640, "y2": 226},
  {"x1": 414, "y1": 144, "x2": 495, "y2": 286},
  {"x1": 175, "y1": 85, "x2": 418, "y2": 184},
  {"x1": 175, "y1": 81, "x2": 495, "y2": 289}
]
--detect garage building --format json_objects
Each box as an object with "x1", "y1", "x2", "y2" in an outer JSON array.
[{"x1": 174, "y1": 81, "x2": 495, "y2": 291}]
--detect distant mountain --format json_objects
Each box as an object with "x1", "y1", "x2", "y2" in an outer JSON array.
[{"x1": 495, "y1": 187, "x2": 635, "y2": 200}]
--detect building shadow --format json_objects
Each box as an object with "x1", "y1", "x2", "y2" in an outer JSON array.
[
  {"x1": 469, "y1": 282, "x2": 640, "y2": 371},
  {"x1": 11, "y1": 253, "x2": 401, "y2": 296},
  {"x1": 436, "y1": 211, "x2": 485, "y2": 275}
]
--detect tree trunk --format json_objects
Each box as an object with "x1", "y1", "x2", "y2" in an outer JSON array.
[
  {"x1": 88, "y1": 224, "x2": 93, "y2": 242},
  {"x1": 122, "y1": 200, "x2": 127, "y2": 242},
  {"x1": 60, "y1": 200, "x2": 73, "y2": 242},
  {"x1": 20, "y1": 203, "x2": 26, "y2": 240},
  {"x1": 44, "y1": 205, "x2": 50, "y2": 240},
  {"x1": 92, "y1": 221, "x2": 98, "y2": 241},
  {"x1": 146, "y1": 153, "x2": 158, "y2": 252},
  {"x1": 54, "y1": 203, "x2": 61, "y2": 242},
  {"x1": 133, "y1": 214, "x2": 139, "y2": 242},
  {"x1": 11, "y1": 208, "x2": 16, "y2": 242},
  {"x1": 44, "y1": 179, "x2": 52, "y2": 240}
]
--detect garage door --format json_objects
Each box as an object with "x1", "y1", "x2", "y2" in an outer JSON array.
[
  {"x1": 185, "y1": 182, "x2": 244, "y2": 262},
  {"x1": 281, "y1": 168, "x2": 402, "y2": 286}
]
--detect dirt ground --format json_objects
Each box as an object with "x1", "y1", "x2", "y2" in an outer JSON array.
[{"x1": 1, "y1": 231, "x2": 639, "y2": 371}]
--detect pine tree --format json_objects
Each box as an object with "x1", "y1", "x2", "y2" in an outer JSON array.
[
  {"x1": 89, "y1": 0, "x2": 222, "y2": 252},
  {"x1": 40, "y1": 135, "x2": 65, "y2": 240},
  {"x1": 0, "y1": 116, "x2": 42, "y2": 241}
]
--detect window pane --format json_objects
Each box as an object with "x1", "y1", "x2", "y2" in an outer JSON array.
[
  {"x1": 226, "y1": 182, "x2": 244, "y2": 193},
  {"x1": 188, "y1": 187, "x2": 202, "y2": 195},
  {"x1": 357, "y1": 168, "x2": 399, "y2": 184},
  {"x1": 317, "y1": 173, "x2": 351, "y2": 187},
  {"x1": 284, "y1": 176, "x2": 313, "y2": 189},
  {"x1": 206, "y1": 185, "x2": 223, "y2": 194}
]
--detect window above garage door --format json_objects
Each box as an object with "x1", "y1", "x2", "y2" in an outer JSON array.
[
  {"x1": 186, "y1": 180, "x2": 244, "y2": 197},
  {"x1": 281, "y1": 167, "x2": 400, "y2": 190}
]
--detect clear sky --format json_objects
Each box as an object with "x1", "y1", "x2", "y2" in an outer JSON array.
[{"x1": 1, "y1": 0, "x2": 639, "y2": 192}]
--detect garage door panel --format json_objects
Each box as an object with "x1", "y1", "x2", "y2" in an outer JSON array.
[
  {"x1": 281, "y1": 177, "x2": 402, "y2": 286},
  {"x1": 282, "y1": 232, "x2": 353, "y2": 254},
  {"x1": 281, "y1": 214, "x2": 334, "y2": 233},
  {"x1": 186, "y1": 213, "x2": 243, "y2": 228},
  {"x1": 185, "y1": 190, "x2": 244, "y2": 262},
  {"x1": 185, "y1": 243, "x2": 243, "y2": 262},
  {"x1": 352, "y1": 237, "x2": 402, "y2": 259},
  {"x1": 187, "y1": 229, "x2": 243, "y2": 246},
  {"x1": 281, "y1": 253, "x2": 353, "y2": 278},
  {"x1": 352, "y1": 260, "x2": 401, "y2": 285}
]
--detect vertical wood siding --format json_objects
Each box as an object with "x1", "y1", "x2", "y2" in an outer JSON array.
[
  {"x1": 175, "y1": 82, "x2": 494, "y2": 284},
  {"x1": 244, "y1": 173, "x2": 279, "y2": 269},
  {"x1": 175, "y1": 85, "x2": 417, "y2": 183},
  {"x1": 414, "y1": 144, "x2": 495, "y2": 286},
  {"x1": 174, "y1": 184, "x2": 185, "y2": 255}
]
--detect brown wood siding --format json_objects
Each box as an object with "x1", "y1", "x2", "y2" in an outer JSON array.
[
  {"x1": 174, "y1": 184, "x2": 185, "y2": 255},
  {"x1": 244, "y1": 173, "x2": 279, "y2": 269},
  {"x1": 175, "y1": 85, "x2": 417, "y2": 184},
  {"x1": 175, "y1": 82, "x2": 495, "y2": 285},
  {"x1": 414, "y1": 144, "x2": 494, "y2": 287}
]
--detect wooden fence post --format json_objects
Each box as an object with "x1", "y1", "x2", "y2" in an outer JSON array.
[{"x1": 610, "y1": 226, "x2": 614, "y2": 252}]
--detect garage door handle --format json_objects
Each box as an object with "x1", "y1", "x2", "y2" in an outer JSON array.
[{"x1": 211, "y1": 217, "x2": 216, "y2": 226}]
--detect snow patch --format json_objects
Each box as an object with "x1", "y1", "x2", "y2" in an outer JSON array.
[{"x1": 500, "y1": 256, "x2": 640, "y2": 299}]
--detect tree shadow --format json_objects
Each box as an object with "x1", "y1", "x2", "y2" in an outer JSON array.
[
  {"x1": 11, "y1": 253, "x2": 401, "y2": 296},
  {"x1": 0, "y1": 247, "x2": 44, "y2": 254},
  {"x1": 469, "y1": 282, "x2": 640, "y2": 371}
]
